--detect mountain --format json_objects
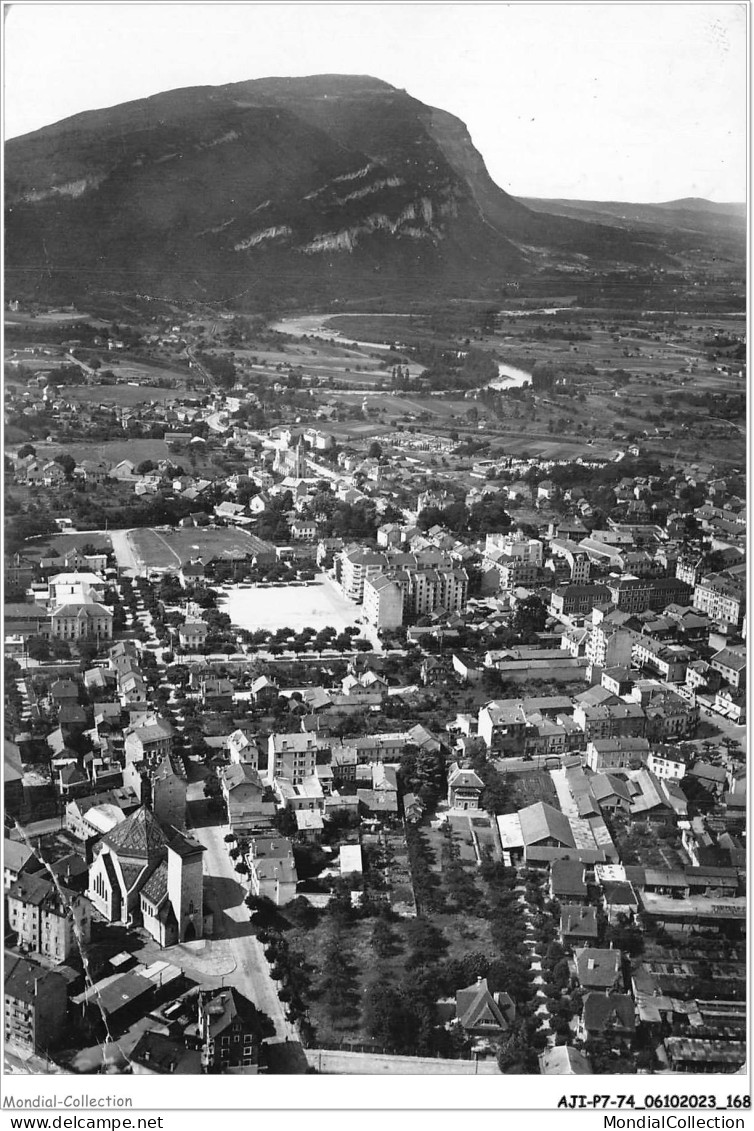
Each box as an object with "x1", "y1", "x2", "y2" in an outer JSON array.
[
  {"x1": 5, "y1": 75, "x2": 682, "y2": 308},
  {"x1": 520, "y1": 196, "x2": 746, "y2": 262}
]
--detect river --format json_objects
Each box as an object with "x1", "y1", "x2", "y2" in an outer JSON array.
[
  {"x1": 269, "y1": 312, "x2": 408, "y2": 352},
  {"x1": 497, "y1": 306, "x2": 571, "y2": 317},
  {"x1": 489, "y1": 362, "x2": 532, "y2": 389},
  {"x1": 270, "y1": 312, "x2": 533, "y2": 389}
]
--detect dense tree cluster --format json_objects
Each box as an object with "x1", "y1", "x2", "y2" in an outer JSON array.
[
  {"x1": 511, "y1": 595, "x2": 548, "y2": 643},
  {"x1": 398, "y1": 743, "x2": 446, "y2": 812},
  {"x1": 195, "y1": 350, "x2": 237, "y2": 390},
  {"x1": 409, "y1": 345, "x2": 498, "y2": 392},
  {"x1": 417, "y1": 495, "x2": 512, "y2": 537}
]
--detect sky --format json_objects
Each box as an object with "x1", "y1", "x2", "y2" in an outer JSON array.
[{"x1": 2, "y1": 2, "x2": 748, "y2": 201}]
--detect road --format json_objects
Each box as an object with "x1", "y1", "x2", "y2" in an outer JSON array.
[
  {"x1": 110, "y1": 528, "x2": 141, "y2": 576},
  {"x1": 65, "y1": 350, "x2": 98, "y2": 375},
  {"x1": 206, "y1": 411, "x2": 230, "y2": 433},
  {"x1": 185, "y1": 345, "x2": 218, "y2": 393},
  {"x1": 185, "y1": 773, "x2": 293, "y2": 1040}
]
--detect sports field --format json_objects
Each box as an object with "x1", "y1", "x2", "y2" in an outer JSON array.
[
  {"x1": 125, "y1": 526, "x2": 276, "y2": 570},
  {"x1": 219, "y1": 576, "x2": 360, "y2": 633}
]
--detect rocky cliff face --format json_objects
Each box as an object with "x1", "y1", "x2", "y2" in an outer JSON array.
[{"x1": 4, "y1": 75, "x2": 665, "y2": 307}]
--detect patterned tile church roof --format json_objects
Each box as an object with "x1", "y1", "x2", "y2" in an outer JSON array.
[{"x1": 102, "y1": 805, "x2": 167, "y2": 860}]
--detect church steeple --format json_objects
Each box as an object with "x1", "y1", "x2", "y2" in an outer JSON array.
[{"x1": 294, "y1": 437, "x2": 307, "y2": 478}]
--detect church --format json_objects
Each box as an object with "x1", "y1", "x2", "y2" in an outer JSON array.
[
  {"x1": 87, "y1": 806, "x2": 208, "y2": 947},
  {"x1": 273, "y1": 436, "x2": 308, "y2": 478}
]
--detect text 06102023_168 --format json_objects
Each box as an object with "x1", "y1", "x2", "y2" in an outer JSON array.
[{"x1": 558, "y1": 1097, "x2": 752, "y2": 1110}]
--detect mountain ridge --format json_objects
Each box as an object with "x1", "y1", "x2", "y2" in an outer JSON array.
[{"x1": 4, "y1": 75, "x2": 696, "y2": 308}]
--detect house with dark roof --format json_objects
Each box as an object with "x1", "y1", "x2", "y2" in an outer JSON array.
[
  {"x1": 578, "y1": 993, "x2": 636, "y2": 1042},
  {"x1": 130, "y1": 1030, "x2": 203, "y2": 1075},
  {"x1": 247, "y1": 837, "x2": 298, "y2": 906},
  {"x1": 4, "y1": 954, "x2": 69, "y2": 1054},
  {"x1": 403, "y1": 792, "x2": 424, "y2": 824},
  {"x1": 588, "y1": 772, "x2": 633, "y2": 815},
  {"x1": 688, "y1": 760, "x2": 728, "y2": 799},
  {"x1": 58, "y1": 702, "x2": 89, "y2": 737},
  {"x1": 178, "y1": 620, "x2": 208, "y2": 649},
  {"x1": 49, "y1": 679, "x2": 80, "y2": 704},
  {"x1": 48, "y1": 852, "x2": 90, "y2": 894},
  {"x1": 406, "y1": 723, "x2": 444, "y2": 754},
  {"x1": 201, "y1": 678, "x2": 235, "y2": 711},
  {"x1": 72, "y1": 970, "x2": 157, "y2": 1036},
  {"x1": 123, "y1": 742, "x2": 187, "y2": 832},
  {"x1": 193, "y1": 987, "x2": 271, "y2": 1073},
  {"x1": 622, "y1": 768, "x2": 668, "y2": 817},
  {"x1": 3, "y1": 601, "x2": 50, "y2": 640},
  {"x1": 220, "y1": 764, "x2": 274, "y2": 835},
  {"x1": 573, "y1": 948, "x2": 623, "y2": 994},
  {"x1": 109, "y1": 641, "x2": 140, "y2": 667},
  {"x1": 560, "y1": 904, "x2": 599, "y2": 946},
  {"x1": 57, "y1": 762, "x2": 90, "y2": 799},
  {"x1": 250, "y1": 675, "x2": 279, "y2": 706},
  {"x1": 600, "y1": 880, "x2": 639, "y2": 923},
  {"x1": 7, "y1": 872, "x2": 91, "y2": 963},
  {"x1": 550, "y1": 859, "x2": 588, "y2": 903},
  {"x1": 3, "y1": 837, "x2": 44, "y2": 891},
  {"x1": 452, "y1": 977, "x2": 515, "y2": 1039},
  {"x1": 357, "y1": 789, "x2": 399, "y2": 819},
  {"x1": 124, "y1": 717, "x2": 175, "y2": 763}
]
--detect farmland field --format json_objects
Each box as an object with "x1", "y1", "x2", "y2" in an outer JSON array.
[
  {"x1": 5, "y1": 309, "x2": 106, "y2": 325},
  {"x1": 33, "y1": 438, "x2": 173, "y2": 465},
  {"x1": 335, "y1": 392, "x2": 471, "y2": 417},
  {"x1": 276, "y1": 307, "x2": 747, "y2": 466},
  {"x1": 65, "y1": 382, "x2": 187, "y2": 406},
  {"x1": 24, "y1": 531, "x2": 114, "y2": 560},
  {"x1": 219, "y1": 575, "x2": 361, "y2": 634}
]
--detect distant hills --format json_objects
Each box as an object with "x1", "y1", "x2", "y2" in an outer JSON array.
[
  {"x1": 520, "y1": 197, "x2": 745, "y2": 260},
  {"x1": 4, "y1": 75, "x2": 743, "y2": 309}
]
